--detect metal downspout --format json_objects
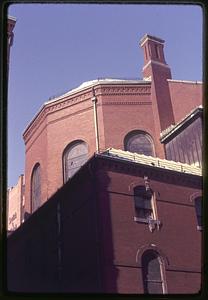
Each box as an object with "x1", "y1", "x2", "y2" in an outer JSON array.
[{"x1": 92, "y1": 87, "x2": 100, "y2": 152}]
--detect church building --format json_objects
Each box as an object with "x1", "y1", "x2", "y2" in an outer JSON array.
[{"x1": 7, "y1": 33, "x2": 203, "y2": 294}]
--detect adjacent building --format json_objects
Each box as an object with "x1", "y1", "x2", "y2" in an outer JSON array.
[
  {"x1": 7, "y1": 16, "x2": 16, "y2": 73},
  {"x1": 7, "y1": 175, "x2": 25, "y2": 234}
]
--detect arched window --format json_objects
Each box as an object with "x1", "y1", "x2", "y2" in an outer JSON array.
[
  {"x1": 134, "y1": 186, "x2": 153, "y2": 220},
  {"x1": 124, "y1": 131, "x2": 155, "y2": 156},
  {"x1": 31, "y1": 163, "x2": 41, "y2": 213},
  {"x1": 142, "y1": 250, "x2": 166, "y2": 294},
  {"x1": 194, "y1": 197, "x2": 202, "y2": 229},
  {"x1": 63, "y1": 140, "x2": 88, "y2": 183}
]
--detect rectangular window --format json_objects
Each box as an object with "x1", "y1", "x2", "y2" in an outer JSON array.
[
  {"x1": 133, "y1": 186, "x2": 160, "y2": 232},
  {"x1": 135, "y1": 194, "x2": 152, "y2": 219}
]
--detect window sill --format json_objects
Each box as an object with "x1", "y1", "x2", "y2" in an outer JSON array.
[{"x1": 133, "y1": 217, "x2": 160, "y2": 225}]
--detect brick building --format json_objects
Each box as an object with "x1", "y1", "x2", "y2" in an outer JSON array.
[
  {"x1": 7, "y1": 34, "x2": 203, "y2": 294},
  {"x1": 7, "y1": 175, "x2": 24, "y2": 234},
  {"x1": 22, "y1": 34, "x2": 202, "y2": 217},
  {"x1": 7, "y1": 16, "x2": 23, "y2": 234},
  {"x1": 7, "y1": 150, "x2": 202, "y2": 293}
]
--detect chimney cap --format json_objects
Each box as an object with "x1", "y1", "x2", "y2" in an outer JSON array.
[{"x1": 140, "y1": 34, "x2": 165, "y2": 47}]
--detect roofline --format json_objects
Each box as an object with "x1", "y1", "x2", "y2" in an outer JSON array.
[
  {"x1": 44, "y1": 78, "x2": 151, "y2": 105},
  {"x1": 96, "y1": 148, "x2": 202, "y2": 176},
  {"x1": 139, "y1": 34, "x2": 165, "y2": 47},
  {"x1": 22, "y1": 79, "x2": 151, "y2": 137},
  {"x1": 167, "y1": 79, "x2": 203, "y2": 84},
  {"x1": 160, "y1": 105, "x2": 203, "y2": 142}
]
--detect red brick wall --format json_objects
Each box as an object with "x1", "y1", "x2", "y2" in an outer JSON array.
[
  {"x1": 7, "y1": 165, "x2": 101, "y2": 293},
  {"x1": 100, "y1": 91, "x2": 160, "y2": 153},
  {"x1": 168, "y1": 81, "x2": 202, "y2": 124},
  {"x1": 24, "y1": 117, "x2": 48, "y2": 213},
  {"x1": 24, "y1": 82, "x2": 168, "y2": 211},
  {"x1": 95, "y1": 161, "x2": 201, "y2": 293},
  {"x1": 7, "y1": 157, "x2": 202, "y2": 293}
]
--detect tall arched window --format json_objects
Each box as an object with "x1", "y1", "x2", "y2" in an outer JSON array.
[
  {"x1": 142, "y1": 250, "x2": 166, "y2": 294},
  {"x1": 31, "y1": 163, "x2": 41, "y2": 213},
  {"x1": 63, "y1": 140, "x2": 88, "y2": 183},
  {"x1": 124, "y1": 131, "x2": 155, "y2": 156}
]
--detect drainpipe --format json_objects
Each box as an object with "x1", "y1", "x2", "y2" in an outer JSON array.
[{"x1": 92, "y1": 87, "x2": 100, "y2": 153}]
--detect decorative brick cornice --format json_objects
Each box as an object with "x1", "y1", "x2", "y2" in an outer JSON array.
[
  {"x1": 23, "y1": 92, "x2": 92, "y2": 143},
  {"x1": 98, "y1": 85, "x2": 151, "y2": 96},
  {"x1": 45, "y1": 91, "x2": 92, "y2": 112},
  {"x1": 23, "y1": 108, "x2": 47, "y2": 143},
  {"x1": 101, "y1": 101, "x2": 152, "y2": 106},
  {"x1": 98, "y1": 157, "x2": 201, "y2": 188}
]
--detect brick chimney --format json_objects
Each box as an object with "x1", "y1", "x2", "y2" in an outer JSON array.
[
  {"x1": 140, "y1": 34, "x2": 171, "y2": 80},
  {"x1": 139, "y1": 34, "x2": 175, "y2": 138}
]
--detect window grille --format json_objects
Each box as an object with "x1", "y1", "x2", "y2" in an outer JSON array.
[
  {"x1": 134, "y1": 186, "x2": 153, "y2": 219},
  {"x1": 124, "y1": 131, "x2": 155, "y2": 157},
  {"x1": 142, "y1": 250, "x2": 166, "y2": 294},
  {"x1": 133, "y1": 184, "x2": 160, "y2": 232},
  {"x1": 63, "y1": 141, "x2": 88, "y2": 183}
]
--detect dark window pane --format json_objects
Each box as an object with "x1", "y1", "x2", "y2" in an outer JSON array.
[
  {"x1": 126, "y1": 132, "x2": 154, "y2": 156},
  {"x1": 134, "y1": 186, "x2": 152, "y2": 219},
  {"x1": 147, "y1": 281, "x2": 163, "y2": 294},
  {"x1": 31, "y1": 164, "x2": 41, "y2": 213},
  {"x1": 64, "y1": 141, "x2": 88, "y2": 182},
  {"x1": 148, "y1": 257, "x2": 162, "y2": 280},
  {"x1": 142, "y1": 251, "x2": 164, "y2": 294},
  {"x1": 195, "y1": 197, "x2": 202, "y2": 227}
]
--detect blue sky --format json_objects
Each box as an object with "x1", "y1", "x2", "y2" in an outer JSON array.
[{"x1": 8, "y1": 4, "x2": 203, "y2": 187}]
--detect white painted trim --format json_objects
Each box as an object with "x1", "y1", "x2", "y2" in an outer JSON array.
[
  {"x1": 140, "y1": 37, "x2": 164, "y2": 47},
  {"x1": 167, "y1": 79, "x2": 203, "y2": 84}
]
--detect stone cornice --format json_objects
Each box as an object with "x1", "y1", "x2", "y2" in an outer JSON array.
[{"x1": 25, "y1": 105, "x2": 93, "y2": 153}]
